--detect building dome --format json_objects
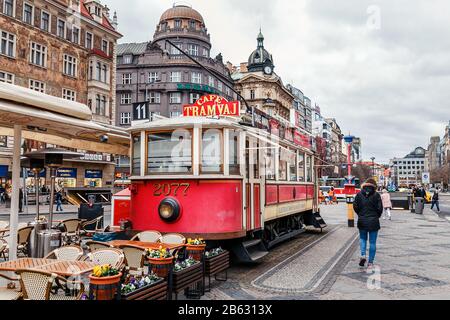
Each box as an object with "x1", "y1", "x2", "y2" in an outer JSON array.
[
  {"x1": 160, "y1": 4, "x2": 204, "y2": 24},
  {"x1": 248, "y1": 30, "x2": 274, "y2": 72}
]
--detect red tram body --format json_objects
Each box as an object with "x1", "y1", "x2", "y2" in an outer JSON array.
[{"x1": 124, "y1": 97, "x2": 326, "y2": 262}]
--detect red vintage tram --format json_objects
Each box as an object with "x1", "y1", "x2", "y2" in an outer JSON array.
[{"x1": 119, "y1": 96, "x2": 326, "y2": 262}]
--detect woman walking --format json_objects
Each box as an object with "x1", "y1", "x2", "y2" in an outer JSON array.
[
  {"x1": 381, "y1": 189, "x2": 392, "y2": 220},
  {"x1": 431, "y1": 190, "x2": 440, "y2": 212},
  {"x1": 353, "y1": 178, "x2": 383, "y2": 270}
]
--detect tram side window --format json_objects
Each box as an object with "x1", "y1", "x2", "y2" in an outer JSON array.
[
  {"x1": 306, "y1": 155, "x2": 313, "y2": 182},
  {"x1": 229, "y1": 130, "x2": 240, "y2": 175},
  {"x1": 265, "y1": 147, "x2": 276, "y2": 180},
  {"x1": 253, "y1": 140, "x2": 260, "y2": 179},
  {"x1": 201, "y1": 129, "x2": 223, "y2": 173},
  {"x1": 278, "y1": 148, "x2": 288, "y2": 181},
  {"x1": 298, "y1": 153, "x2": 305, "y2": 182},
  {"x1": 132, "y1": 135, "x2": 141, "y2": 176},
  {"x1": 289, "y1": 151, "x2": 297, "y2": 182},
  {"x1": 147, "y1": 131, "x2": 192, "y2": 174}
]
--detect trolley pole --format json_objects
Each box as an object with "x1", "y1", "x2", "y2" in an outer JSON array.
[{"x1": 344, "y1": 135, "x2": 356, "y2": 228}]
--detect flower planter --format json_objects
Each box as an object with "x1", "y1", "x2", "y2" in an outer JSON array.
[
  {"x1": 121, "y1": 279, "x2": 168, "y2": 301},
  {"x1": 171, "y1": 261, "x2": 203, "y2": 300},
  {"x1": 148, "y1": 257, "x2": 174, "y2": 278},
  {"x1": 89, "y1": 273, "x2": 123, "y2": 300},
  {"x1": 185, "y1": 244, "x2": 206, "y2": 261},
  {"x1": 205, "y1": 250, "x2": 229, "y2": 291}
]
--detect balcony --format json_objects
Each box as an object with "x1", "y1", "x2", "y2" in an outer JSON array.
[{"x1": 153, "y1": 27, "x2": 210, "y2": 42}]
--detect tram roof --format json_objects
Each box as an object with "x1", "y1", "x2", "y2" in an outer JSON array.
[{"x1": 128, "y1": 116, "x2": 242, "y2": 132}]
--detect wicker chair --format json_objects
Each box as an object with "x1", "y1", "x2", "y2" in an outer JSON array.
[
  {"x1": 83, "y1": 248, "x2": 125, "y2": 270},
  {"x1": 85, "y1": 240, "x2": 112, "y2": 252},
  {"x1": 0, "y1": 273, "x2": 21, "y2": 300},
  {"x1": 80, "y1": 216, "x2": 104, "y2": 239},
  {"x1": 160, "y1": 233, "x2": 186, "y2": 245},
  {"x1": 131, "y1": 230, "x2": 162, "y2": 243},
  {"x1": 15, "y1": 269, "x2": 84, "y2": 300},
  {"x1": 119, "y1": 245, "x2": 147, "y2": 276},
  {"x1": 0, "y1": 239, "x2": 8, "y2": 261},
  {"x1": 44, "y1": 245, "x2": 84, "y2": 261},
  {"x1": 60, "y1": 219, "x2": 81, "y2": 245}
]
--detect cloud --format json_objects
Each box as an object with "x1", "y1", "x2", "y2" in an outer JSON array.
[{"x1": 103, "y1": 0, "x2": 449, "y2": 163}]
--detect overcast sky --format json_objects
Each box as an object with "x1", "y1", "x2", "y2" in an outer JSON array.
[{"x1": 103, "y1": 0, "x2": 449, "y2": 163}]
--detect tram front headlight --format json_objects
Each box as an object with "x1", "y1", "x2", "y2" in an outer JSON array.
[{"x1": 158, "y1": 198, "x2": 181, "y2": 222}]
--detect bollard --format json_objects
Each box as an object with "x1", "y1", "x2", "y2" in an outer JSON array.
[{"x1": 346, "y1": 195, "x2": 355, "y2": 227}]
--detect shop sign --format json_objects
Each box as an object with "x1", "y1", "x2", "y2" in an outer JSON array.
[
  {"x1": 56, "y1": 168, "x2": 77, "y2": 178},
  {"x1": 183, "y1": 94, "x2": 240, "y2": 117},
  {"x1": 24, "y1": 168, "x2": 46, "y2": 178},
  {"x1": 0, "y1": 165, "x2": 8, "y2": 178},
  {"x1": 85, "y1": 170, "x2": 103, "y2": 179},
  {"x1": 80, "y1": 153, "x2": 111, "y2": 162},
  {"x1": 294, "y1": 131, "x2": 311, "y2": 149},
  {"x1": 177, "y1": 83, "x2": 217, "y2": 94},
  {"x1": 270, "y1": 119, "x2": 280, "y2": 137}
]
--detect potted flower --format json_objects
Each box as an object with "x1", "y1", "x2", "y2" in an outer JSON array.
[
  {"x1": 173, "y1": 257, "x2": 199, "y2": 272},
  {"x1": 146, "y1": 246, "x2": 174, "y2": 278},
  {"x1": 185, "y1": 238, "x2": 206, "y2": 261},
  {"x1": 89, "y1": 265, "x2": 122, "y2": 300}
]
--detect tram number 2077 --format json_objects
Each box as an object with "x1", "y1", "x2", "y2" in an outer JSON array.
[{"x1": 153, "y1": 183, "x2": 190, "y2": 197}]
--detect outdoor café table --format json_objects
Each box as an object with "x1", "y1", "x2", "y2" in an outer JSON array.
[
  {"x1": 107, "y1": 240, "x2": 184, "y2": 251},
  {"x1": 0, "y1": 258, "x2": 97, "y2": 277}
]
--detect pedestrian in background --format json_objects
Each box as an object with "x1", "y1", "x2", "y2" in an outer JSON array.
[
  {"x1": 353, "y1": 178, "x2": 383, "y2": 270},
  {"x1": 381, "y1": 189, "x2": 392, "y2": 220},
  {"x1": 431, "y1": 191, "x2": 440, "y2": 212},
  {"x1": 18, "y1": 188, "x2": 23, "y2": 213},
  {"x1": 55, "y1": 189, "x2": 63, "y2": 212}
]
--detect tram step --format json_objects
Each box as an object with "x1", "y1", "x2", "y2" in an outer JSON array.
[
  {"x1": 304, "y1": 211, "x2": 328, "y2": 230},
  {"x1": 231, "y1": 239, "x2": 268, "y2": 264}
]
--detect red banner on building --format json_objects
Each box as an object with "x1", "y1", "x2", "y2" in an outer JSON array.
[
  {"x1": 183, "y1": 94, "x2": 240, "y2": 117},
  {"x1": 270, "y1": 119, "x2": 280, "y2": 137},
  {"x1": 294, "y1": 130, "x2": 311, "y2": 149}
]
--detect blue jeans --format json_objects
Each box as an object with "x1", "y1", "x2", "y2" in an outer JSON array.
[
  {"x1": 56, "y1": 200, "x2": 63, "y2": 212},
  {"x1": 431, "y1": 200, "x2": 440, "y2": 211},
  {"x1": 359, "y1": 230, "x2": 379, "y2": 264}
]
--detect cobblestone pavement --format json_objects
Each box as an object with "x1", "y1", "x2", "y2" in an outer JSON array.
[{"x1": 205, "y1": 203, "x2": 450, "y2": 300}]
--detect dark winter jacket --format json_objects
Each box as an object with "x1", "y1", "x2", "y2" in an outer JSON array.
[
  {"x1": 432, "y1": 193, "x2": 439, "y2": 201},
  {"x1": 353, "y1": 184, "x2": 383, "y2": 232}
]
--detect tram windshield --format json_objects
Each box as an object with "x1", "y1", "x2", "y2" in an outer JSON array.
[{"x1": 147, "y1": 130, "x2": 192, "y2": 174}]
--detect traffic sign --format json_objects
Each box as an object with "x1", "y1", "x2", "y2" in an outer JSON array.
[{"x1": 422, "y1": 172, "x2": 430, "y2": 184}]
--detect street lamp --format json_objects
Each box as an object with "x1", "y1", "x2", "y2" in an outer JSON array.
[{"x1": 371, "y1": 157, "x2": 376, "y2": 178}]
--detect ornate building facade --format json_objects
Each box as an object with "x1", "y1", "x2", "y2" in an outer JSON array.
[{"x1": 115, "y1": 4, "x2": 235, "y2": 127}]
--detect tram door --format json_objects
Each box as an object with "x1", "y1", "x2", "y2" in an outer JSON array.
[{"x1": 246, "y1": 137, "x2": 264, "y2": 232}]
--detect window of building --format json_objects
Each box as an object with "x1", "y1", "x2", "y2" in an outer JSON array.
[
  {"x1": 218, "y1": 81, "x2": 223, "y2": 92},
  {"x1": 189, "y1": 93, "x2": 200, "y2": 104},
  {"x1": 174, "y1": 19, "x2": 182, "y2": 28},
  {"x1": 120, "y1": 112, "x2": 131, "y2": 125},
  {"x1": 170, "y1": 43, "x2": 182, "y2": 55},
  {"x1": 62, "y1": 88, "x2": 76, "y2": 101},
  {"x1": 201, "y1": 129, "x2": 223, "y2": 173},
  {"x1": 121, "y1": 93, "x2": 131, "y2": 105},
  {"x1": 208, "y1": 76, "x2": 215, "y2": 88},
  {"x1": 95, "y1": 95, "x2": 107, "y2": 116},
  {"x1": 191, "y1": 72, "x2": 202, "y2": 84},
  {"x1": 170, "y1": 71, "x2": 181, "y2": 82},
  {"x1": 0, "y1": 71, "x2": 14, "y2": 84},
  {"x1": 57, "y1": 19, "x2": 66, "y2": 38},
  {"x1": 3, "y1": 0, "x2": 15, "y2": 17},
  {"x1": 189, "y1": 20, "x2": 196, "y2": 29},
  {"x1": 0, "y1": 30, "x2": 16, "y2": 58},
  {"x1": 102, "y1": 39, "x2": 109, "y2": 54},
  {"x1": 122, "y1": 73, "x2": 132, "y2": 85},
  {"x1": 96, "y1": 62, "x2": 101, "y2": 80},
  {"x1": 147, "y1": 131, "x2": 192, "y2": 174},
  {"x1": 146, "y1": 91, "x2": 160, "y2": 104},
  {"x1": 148, "y1": 72, "x2": 158, "y2": 83},
  {"x1": 123, "y1": 55, "x2": 132, "y2": 64},
  {"x1": 30, "y1": 42, "x2": 47, "y2": 67},
  {"x1": 169, "y1": 92, "x2": 181, "y2": 104},
  {"x1": 41, "y1": 11, "x2": 50, "y2": 32},
  {"x1": 203, "y1": 47, "x2": 209, "y2": 57},
  {"x1": 170, "y1": 111, "x2": 182, "y2": 118},
  {"x1": 188, "y1": 44, "x2": 198, "y2": 56},
  {"x1": 102, "y1": 64, "x2": 108, "y2": 82},
  {"x1": 29, "y1": 79, "x2": 45, "y2": 93},
  {"x1": 85, "y1": 32, "x2": 93, "y2": 49},
  {"x1": 63, "y1": 54, "x2": 77, "y2": 77},
  {"x1": 23, "y1": 3, "x2": 33, "y2": 25},
  {"x1": 72, "y1": 26, "x2": 80, "y2": 44}
]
